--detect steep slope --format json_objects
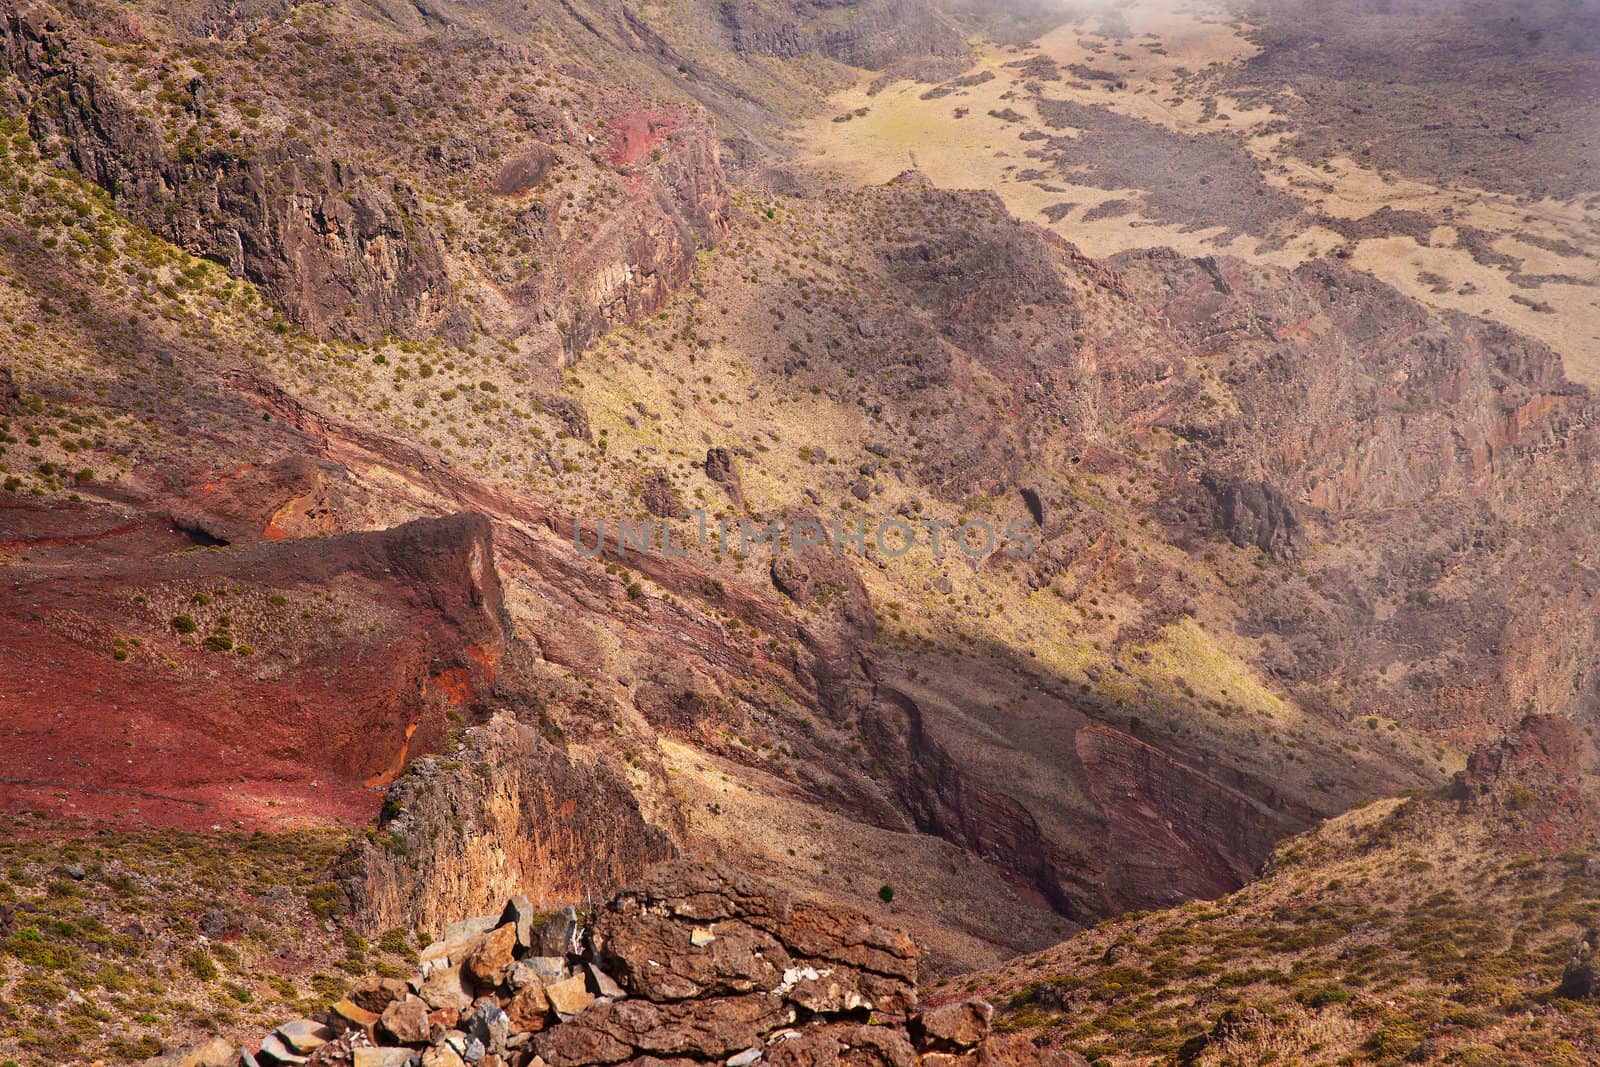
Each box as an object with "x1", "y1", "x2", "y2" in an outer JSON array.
[
  {"x1": 1, "y1": 0, "x2": 731, "y2": 350},
  {"x1": 965, "y1": 716, "x2": 1600, "y2": 1065}
]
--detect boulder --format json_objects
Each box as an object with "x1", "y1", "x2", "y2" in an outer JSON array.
[
  {"x1": 464, "y1": 997, "x2": 511, "y2": 1056},
  {"x1": 1559, "y1": 931, "x2": 1598, "y2": 999},
  {"x1": 511, "y1": 958, "x2": 565, "y2": 988},
  {"x1": 499, "y1": 894, "x2": 539, "y2": 951},
  {"x1": 586, "y1": 963, "x2": 626, "y2": 999},
  {"x1": 538, "y1": 908, "x2": 581, "y2": 958},
  {"x1": 332, "y1": 997, "x2": 382, "y2": 1034},
  {"x1": 257, "y1": 1032, "x2": 307, "y2": 1064},
  {"x1": 466, "y1": 924, "x2": 519, "y2": 989},
  {"x1": 639, "y1": 468, "x2": 683, "y2": 519},
  {"x1": 138, "y1": 1037, "x2": 238, "y2": 1067},
  {"x1": 536, "y1": 995, "x2": 790, "y2": 1067},
  {"x1": 274, "y1": 1019, "x2": 334, "y2": 1054},
  {"x1": 911, "y1": 1000, "x2": 993, "y2": 1050},
  {"x1": 545, "y1": 973, "x2": 595, "y2": 1019},
  {"x1": 378, "y1": 995, "x2": 434, "y2": 1046},
  {"x1": 352, "y1": 1050, "x2": 420, "y2": 1067},
  {"x1": 506, "y1": 980, "x2": 553, "y2": 1032},
  {"x1": 350, "y1": 976, "x2": 414, "y2": 1015},
  {"x1": 416, "y1": 963, "x2": 475, "y2": 1013}
]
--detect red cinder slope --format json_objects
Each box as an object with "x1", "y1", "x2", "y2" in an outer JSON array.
[{"x1": 0, "y1": 500, "x2": 507, "y2": 830}]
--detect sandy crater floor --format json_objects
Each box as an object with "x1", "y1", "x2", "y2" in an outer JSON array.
[{"x1": 799, "y1": 0, "x2": 1600, "y2": 384}]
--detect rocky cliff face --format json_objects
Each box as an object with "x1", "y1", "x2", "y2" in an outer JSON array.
[
  {"x1": 342, "y1": 714, "x2": 676, "y2": 938},
  {"x1": 0, "y1": 0, "x2": 730, "y2": 353},
  {"x1": 722, "y1": 0, "x2": 965, "y2": 68},
  {"x1": 540, "y1": 118, "x2": 731, "y2": 363},
  {"x1": 0, "y1": 6, "x2": 456, "y2": 341}
]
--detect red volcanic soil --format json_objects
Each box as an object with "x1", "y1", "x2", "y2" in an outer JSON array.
[
  {"x1": 0, "y1": 498, "x2": 508, "y2": 831},
  {"x1": 606, "y1": 110, "x2": 684, "y2": 168}
]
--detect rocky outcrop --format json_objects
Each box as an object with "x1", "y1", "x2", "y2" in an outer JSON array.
[
  {"x1": 722, "y1": 0, "x2": 966, "y2": 69},
  {"x1": 0, "y1": 7, "x2": 456, "y2": 341},
  {"x1": 1198, "y1": 471, "x2": 1306, "y2": 561},
  {"x1": 548, "y1": 121, "x2": 729, "y2": 362},
  {"x1": 341, "y1": 714, "x2": 675, "y2": 938},
  {"x1": 0, "y1": 364, "x2": 19, "y2": 413},
  {"x1": 168, "y1": 455, "x2": 348, "y2": 545},
  {"x1": 152, "y1": 861, "x2": 1087, "y2": 1067},
  {"x1": 1460, "y1": 713, "x2": 1586, "y2": 792},
  {"x1": 182, "y1": 142, "x2": 457, "y2": 342},
  {"x1": 704, "y1": 447, "x2": 744, "y2": 506}
]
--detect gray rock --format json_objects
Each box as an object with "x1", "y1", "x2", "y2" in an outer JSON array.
[
  {"x1": 509, "y1": 959, "x2": 556, "y2": 991},
  {"x1": 275, "y1": 1019, "x2": 334, "y2": 1054},
  {"x1": 537, "y1": 908, "x2": 580, "y2": 958},
  {"x1": 441, "y1": 915, "x2": 500, "y2": 943},
  {"x1": 200, "y1": 907, "x2": 231, "y2": 939},
  {"x1": 585, "y1": 963, "x2": 625, "y2": 999},
  {"x1": 257, "y1": 1032, "x2": 309, "y2": 1065},
  {"x1": 499, "y1": 894, "x2": 537, "y2": 951},
  {"x1": 464, "y1": 998, "x2": 509, "y2": 1055}
]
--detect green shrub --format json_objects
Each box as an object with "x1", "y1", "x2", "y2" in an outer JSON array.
[{"x1": 185, "y1": 948, "x2": 219, "y2": 982}]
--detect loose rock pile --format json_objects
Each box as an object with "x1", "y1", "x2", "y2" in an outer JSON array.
[{"x1": 143, "y1": 862, "x2": 1085, "y2": 1067}]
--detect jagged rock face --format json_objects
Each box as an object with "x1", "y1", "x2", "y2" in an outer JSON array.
[
  {"x1": 721, "y1": 0, "x2": 965, "y2": 68},
  {"x1": 1456, "y1": 714, "x2": 1600, "y2": 848},
  {"x1": 1198, "y1": 470, "x2": 1306, "y2": 561},
  {"x1": 185, "y1": 143, "x2": 457, "y2": 342},
  {"x1": 0, "y1": 3, "x2": 731, "y2": 353},
  {"x1": 704, "y1": 447, "x2": 744, "y2": 505},
  {"x1": 0, "y1": 502, "x2": 510, "y2": 826},
  {"x1": 341, "y1": 714, "x2": 675, "y2": 938},
  {"x1": 0, "y1": 8, "x2": 456, "y2": 342},
  {"x1": 1109, "y1": 247, "x2": 1600, "y2": 740},
  {"x1": 543, "y1": 119, "x2": 730, "y2": 363}
]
